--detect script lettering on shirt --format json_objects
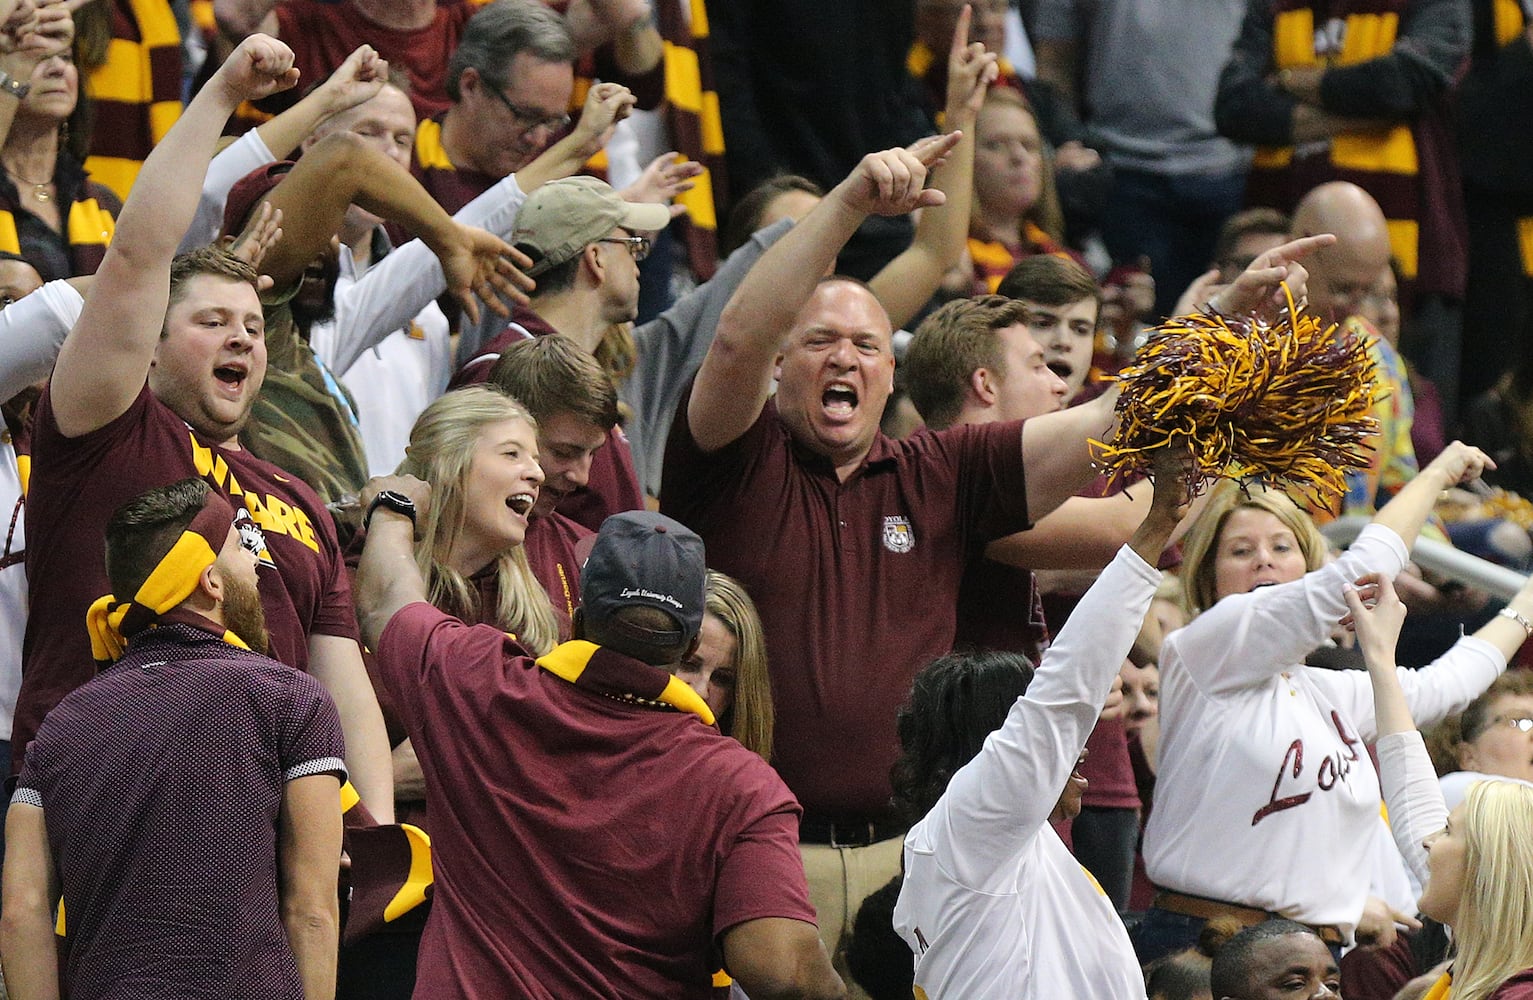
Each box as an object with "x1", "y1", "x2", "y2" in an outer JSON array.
[
  {"x1": 189, "y1": 434, "x2": 320, "y2": 553},
  {"x1": 1251, "y1": 713, "x2": 1365, "y2": 826}
]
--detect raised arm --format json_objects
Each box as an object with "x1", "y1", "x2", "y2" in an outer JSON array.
[
  {"x1": 687, "y1": 133, "x2": 960, "y2": 453},
  {"x1": 278, "y1": 773, "x2": 343, "y2": 1000},
  {"x1": 0, "y1": 803, "x2": 61, "y2": 1000},
  {"x1": 0, "y1": 0, "x2": 71, "y2": 148},
  {"x1": 929, "y1": 459, "x2": 1181, "y2": 885},
  {"x1": 1372, "y1": 441, "x2": 1493, "y2": 546},
  {"x1": 356, "y1": 474, "x2": 432, "y2": 652},
  {"x1": 868, "y1": 6, "x2": 996, "y2": 330},
  {"x1": 250, "y1": 131, "x2": 529, "y2": 325},
  {"x1": 48, "y1": 34, "x2": 298, "y2": 439},
  {"x1": 255, "y1": 45, "x2": 388, "y2": 161}
]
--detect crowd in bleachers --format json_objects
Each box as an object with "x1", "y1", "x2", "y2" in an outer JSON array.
[{"x1": 0, "y1": 0, "x2": 1532, "y2": 997}]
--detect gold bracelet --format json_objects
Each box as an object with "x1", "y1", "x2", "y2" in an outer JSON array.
[{"x1": 1497, "y1": 606, "x2": 1533, "y2": 640}]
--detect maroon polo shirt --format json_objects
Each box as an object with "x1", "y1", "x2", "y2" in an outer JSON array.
[
  {"x1": 450, "y1": 306, "x2": 646, "y2": 532},
  {"x1": 661, "y1": 397, "x2": 1032, "y2": 820},
  {"x1": 523, "y1": 509, "x2": 593, "y2": 640}
]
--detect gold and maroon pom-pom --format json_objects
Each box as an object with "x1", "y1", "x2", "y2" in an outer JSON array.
[{"x1": 1091, "y1": 294, "x2": 1380, "y2": 512}]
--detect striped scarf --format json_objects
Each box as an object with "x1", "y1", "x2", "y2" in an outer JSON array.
[
  {"x1": 84, "y1": 0, "x2": 183, "y2": 200},
  {"x1": 658, "y1": 0, "x2": 725, "y2": 279},
  {"x1": 0, "y1": 153, "x2": 116, "y2": 277}
]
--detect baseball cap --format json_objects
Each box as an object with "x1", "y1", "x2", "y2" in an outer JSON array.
[
  {"x1": 512, "y1": 176, "x2": 671, "y2": 277},
  {"x1": 581, "y1": 510, "x2": 706, "y2": 643}
]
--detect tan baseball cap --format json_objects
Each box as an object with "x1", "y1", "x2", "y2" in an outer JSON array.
[{"x1": 512, "y1": 176, "x2": 671, "y2": 277}]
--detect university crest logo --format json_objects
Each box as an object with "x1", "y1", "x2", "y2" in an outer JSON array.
[{"x1": 882, "y1": 515, "x2": 915, "y2": 554}]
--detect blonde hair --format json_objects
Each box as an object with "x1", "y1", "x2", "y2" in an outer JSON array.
[
  {"x1": 705, "y1": 570, "x2": 774, "y2": 762},
  {"x1": 1446, "y1": 780, "x2": 1533, "y2": 1000},
  {"x1": 1177, "y1": 481, "x2": 1329, "y2": 615},
  {"x1": 399, "y1": 387, "x2": 559, "y2": 655}
]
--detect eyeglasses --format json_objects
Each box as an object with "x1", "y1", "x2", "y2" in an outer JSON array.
[
  {"x1": 1490, "y1": 715, "x2": 1533, "y2": 734},
  {"x1": 599, "y1": 235, "x2": 652, "y2": 262},
  {"x1": 480, "y1": 76, "x2": 571, "y2": 134}
]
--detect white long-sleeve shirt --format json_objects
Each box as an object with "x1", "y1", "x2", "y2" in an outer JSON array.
[
  {"x1": 1145, "y1": 523, "x2": 1507, "y2": 939},
  {"x1": 894, "y1": 544, "x2": 1159, "y2": 1000}
]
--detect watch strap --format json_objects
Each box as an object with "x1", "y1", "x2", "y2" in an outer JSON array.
[
  {"x1": 365, "y1": 490, "x2": 417, "y2": 532},
  {"x1": 0, "y1": 70, "x2": 31, "y2": 99}
]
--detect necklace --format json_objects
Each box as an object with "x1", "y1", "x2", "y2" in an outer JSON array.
[{"x1": 3, "y1": 163, "x2": 51, "y2": 202}]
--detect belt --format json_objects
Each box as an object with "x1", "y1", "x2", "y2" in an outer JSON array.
[
  {"x1": 1153, "y1": 891, "x2": 1345, "y2": 947},
  {"x1": 798, "y1": 814, "x2": 903, "y2": 848}
]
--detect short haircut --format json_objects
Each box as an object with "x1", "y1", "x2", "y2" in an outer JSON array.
[
  {"x1": 890, "y1": 649, "x2": 1035, "y2": 825},
  {"x1": 166, "y1": 247, "x2": 260, "y2": 327},
  {"x1": 487, "y1": 335, "x2": 620, "y2": 430},
  {"x1": 1208, "y1": 920, "x2": 1325, "y2": 999},
  {"x1": 902, "y1": 294, "x2": 1031, "y2": 429},
  {"x1": 446, "y1": 0, "x2": 575, "y2": 102},
  {"x1": 996, "y1": 254, "x2": 1102, "y2": 311},
  {"x1": 104, "y1": 478, "x2": 214, "y2": 600},
  {"x1": 721, "y1": 174, "x2": 824, "y2": 256},
  {"x1": 526, "y1": 252, "x2": 581, "y2": 297},
  {"x1": 583, "y1": 604, "x2": 689, "y2": 667},
  {"x1": 1213, "y1": 207, "x2": 1291, "y2": 267}
]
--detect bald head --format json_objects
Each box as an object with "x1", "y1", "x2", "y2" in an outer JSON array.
[{"x1": 1290, "y1": 182, "x2": 1392, "y2": 318}]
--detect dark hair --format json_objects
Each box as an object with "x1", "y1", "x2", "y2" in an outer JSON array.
[
  {"x1": 578, "y1": 604, "x2": 689, "y2": 667},
  {"x1": 446, "y1": 0, "x2": 575, "y2": 102},
  {"x1": 903, "y1": 294, "x2": 1032, "y2": 429},
  {"x1": 487, "y1": 335, "x2": 620, "y2": 430},
  {"x1": 846, "y1": 874, "x2": 914, "y2": 1000},
  {"x1": 1144, "y1": 916, "x2": 1241, "y2": 1000},
  {"x1": 521, "y1": 249, "x2": 581, "y2": 297},
  {"x1": 1212, "y1": 208, "x2": 1291, "y2": 270},
  {"x1": 721, "y1": 174, "x2": 824, "y2": 256},
  {"x1": 1208, "y1": 919, "x2": 1325, "y2": 998},
  {"x1": 104, "y1": 478, "x2": 213, "y2": 599},
  {"x1": 891, "y1": 650, "x2": 1035, "y2": 824},
  {"x1": 995, "y1": 254, "x2": 1101, "y2": 311}
]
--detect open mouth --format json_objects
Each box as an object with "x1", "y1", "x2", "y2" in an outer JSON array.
[
  {"x1": 1047, "y1": 361, "x2": 1074, "y2": 381},
  {"x1": 506, "y1": 492, "x2": 536, "y2": 517},
  {"x1": 214, "y1": 365, "x2": 248, "y2": 391},
  {"x1": 822, "y1": 383, "x2": 858, "y2": 417},
  {"x1": 1250, "y1": 581, "x2": 1279, "y2": 591}
]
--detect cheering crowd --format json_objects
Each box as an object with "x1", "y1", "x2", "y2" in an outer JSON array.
[{"x1": 0, "y1": 0, "x2": 1531, "y2": 998}]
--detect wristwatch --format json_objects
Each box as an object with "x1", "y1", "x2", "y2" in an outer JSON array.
[
  {"x1": 365, "y1": 489, "x2": 417, "y2": 532},
  {"x1": 0, "y1": 70, "x2": 31, "y2": 100}
]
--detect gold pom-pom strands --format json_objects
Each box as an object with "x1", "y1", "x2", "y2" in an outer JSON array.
[{"x1": 1091, "y1": 288, "x2": 1380, "y2": 513}]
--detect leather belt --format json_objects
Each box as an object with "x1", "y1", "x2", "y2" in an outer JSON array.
[
  {"x1": 798, "y1": 814, "x2": 903, "y2": 848},
  {"x1": 1153, "y1": 891, "x2": 1346, "y2": 947}
]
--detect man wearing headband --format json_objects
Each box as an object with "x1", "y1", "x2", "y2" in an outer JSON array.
[
  {"x1": 356, "y1": 476, "x2": 844, "y2": 1000},
  {"x1": 2, "y1": 478, "x2": 345, "y2": 999},
  {"x1": 13, "y1": 34, "x2": 395, "y2": 820}
]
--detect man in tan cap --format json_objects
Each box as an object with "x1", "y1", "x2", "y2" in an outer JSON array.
[{"x1": 453, "y1": 174, "x2": 669, "y2": 528}]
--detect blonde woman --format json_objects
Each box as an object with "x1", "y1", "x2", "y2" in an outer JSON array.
[
  {"x1": 1137, "y1": 444, "x2": 1531, "y2": 963},
  {"x1": 396, "y1": 386, "x2": 558, "y2": 653},
  {"x1": 676, "y1": 571, "x2": 775, "y2": 762},
  {"x1": 1348, "y1": 571, "x2": 1533, "y2": 1000}
]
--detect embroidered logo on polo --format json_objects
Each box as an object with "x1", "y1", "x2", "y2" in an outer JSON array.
[{"x1": 882, "y1": 515, "x2": 915, "y2": 553}]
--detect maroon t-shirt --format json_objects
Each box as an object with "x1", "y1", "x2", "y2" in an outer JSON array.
[
  {"x1": 375, "y1": 603, "x2": 814, "y2": 999},
  {"x1": 661, "y1": 399, "x2": 1031, "y2": 819},
  {"x1": 15, "y1": 625, "x2": 345, "y2": 999},
  {"x1": 523, "y1": 509, "x2": 592, "y2": 639},
  {"x1": 451, "y1": 308, "x2": 646, "y2": 531},
  {"x1": 276, "y1": 0, "x2": 476, "y2": 122},
  {"x1": 953, "y1": 555, "x2": 1049, "y2": 663},
  {"x1": 17, "y1": 385, "x2": 359, "y2": 763}
]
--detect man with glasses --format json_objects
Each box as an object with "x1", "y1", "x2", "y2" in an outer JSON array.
[
  {"x1": 412, "y1": 1, "x2": 577, "y2": 221},
  {"x1": 453, "y1": 175, "x2": 669, "y2": 528}
]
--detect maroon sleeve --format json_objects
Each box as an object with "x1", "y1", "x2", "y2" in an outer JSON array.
[
  {"x1": 658, "y1": 383, "x2": 777, "y2": 530},
  {"x1": 308, "y1": 510, "x2": 362, "y2": 642},
  {"x1": 713, "y1": 795, "x2": 816, "y2": 939},
  {"x1": 374, "y1": 601, "x2": 528, "y2": 732},
  {"x1": 929, "y1": 419, "x2": 1031, "y2": 541},
  {"x1": 279, "y1": 669, "x2": 348, "y2": 781}
]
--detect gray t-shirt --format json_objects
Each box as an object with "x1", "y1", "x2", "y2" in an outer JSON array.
[{"x1": 1034, "y1": 0, "x2": 1250, "y2": 175}]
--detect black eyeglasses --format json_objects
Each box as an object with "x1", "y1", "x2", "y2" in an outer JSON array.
[
  {"x1": 599, "y1": 235, "x2": 652, "y2": 262},
  {"x1": 480, "y1": 76, "x2": 571, "y2": 134}
]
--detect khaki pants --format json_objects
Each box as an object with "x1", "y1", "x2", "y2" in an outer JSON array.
[{"x1": 798, "y1": 837, "x2": 904, "y2": 1000}]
